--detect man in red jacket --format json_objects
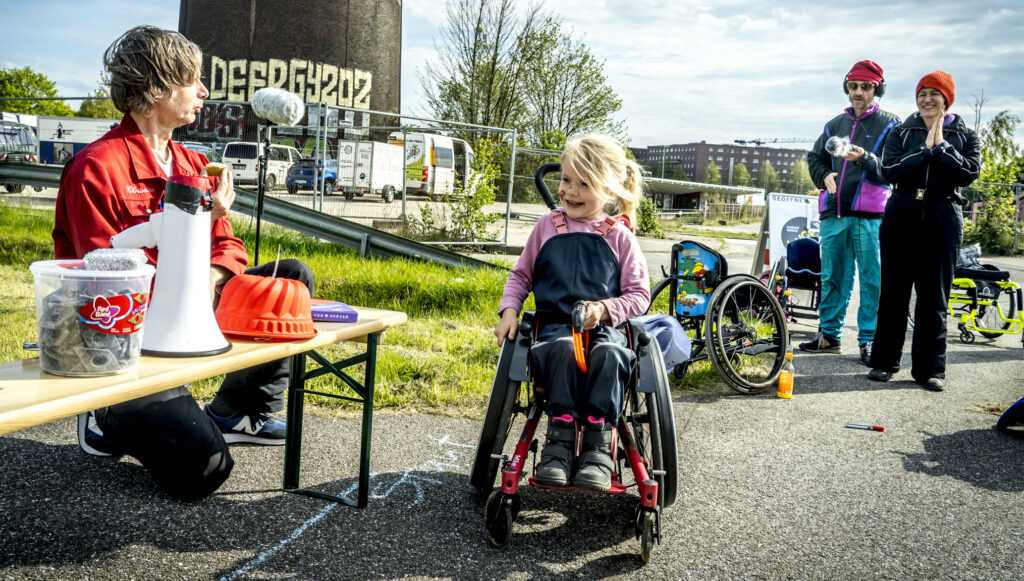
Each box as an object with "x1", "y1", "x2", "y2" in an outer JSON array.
[{"x1": 53, "y1": 25, "x2": 314, "y2": 499}]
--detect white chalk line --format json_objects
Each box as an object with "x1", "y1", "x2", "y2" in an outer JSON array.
[{"x1": 221, "y1": 433, "x2": 474, "y2": 581}]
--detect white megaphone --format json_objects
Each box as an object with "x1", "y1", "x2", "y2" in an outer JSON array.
[{"x1": 111, "y1": 175, "x2": 231, "y2": 357}]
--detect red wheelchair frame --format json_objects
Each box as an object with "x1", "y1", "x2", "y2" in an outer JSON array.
[{"x1": 469, "y1": 312, "x2": 679, "y2": 563}]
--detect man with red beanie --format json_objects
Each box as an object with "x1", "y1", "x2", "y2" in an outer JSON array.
[
  {"x1": 868, "y1": 71, "x2": 980, "y2": 391},
  {"x1": 803, "y1": 60, "x2": 901, "y2": 365}
]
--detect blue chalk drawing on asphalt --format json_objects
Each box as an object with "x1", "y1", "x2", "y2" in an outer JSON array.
[{"x1": 221, "y1": 434, "x2": 475, "y2": 581}]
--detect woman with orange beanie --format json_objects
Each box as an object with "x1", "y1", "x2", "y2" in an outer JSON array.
[{"x1": 867, "y1": 71, "x2": 981, "y2": 391}]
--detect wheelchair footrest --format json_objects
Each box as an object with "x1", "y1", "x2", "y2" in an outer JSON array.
[{"x1": 528, "y1": 475, "x2": 627, "y2": 494}]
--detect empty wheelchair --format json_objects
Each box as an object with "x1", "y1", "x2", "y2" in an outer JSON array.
[
  {"x1": 762, "y1": 237, "x2": 822, "y2": 322},
  {"x1": 947, "y1": 243, "x2": 1024, "y2": 347},
  {"x1": 650, "y1": 240, "x2": 790, "y2": 394}
]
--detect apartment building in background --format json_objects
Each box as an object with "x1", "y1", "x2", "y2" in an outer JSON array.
[{"x1": 631, "y1": 141, "x2": 810, "y2": 185}]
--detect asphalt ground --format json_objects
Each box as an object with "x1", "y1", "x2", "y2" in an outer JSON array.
[{"x1": 2, "y1": 196, "x2": 1023, "y2": 580}]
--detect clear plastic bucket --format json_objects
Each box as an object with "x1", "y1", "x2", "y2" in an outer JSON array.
[{"x1": 29, "y1": 260, "x2": 156, "y2": 376}]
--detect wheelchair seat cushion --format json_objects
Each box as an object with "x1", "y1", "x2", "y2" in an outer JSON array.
[
  {"x1": 954, "y1": 265, "x2": 1010, "y2": 282},
  {"x1": 785, "y1": 238, "x2": 821, "y2": 274}
]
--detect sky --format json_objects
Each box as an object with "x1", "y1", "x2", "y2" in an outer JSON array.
[{"x1": 3, "y1": 0, "x2": 1023, "y2": 149}]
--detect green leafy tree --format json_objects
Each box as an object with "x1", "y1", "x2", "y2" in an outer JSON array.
[
  {"x1": 731, "y1": 162, "x2": 751, "y2": 186},
  {"x1": 76, "y1": 75, "x2": 121, "y2": 120},
  {"x1": 704, "y1": 161, "x2": 721, "y2": 184},
  {"x1": 788, "y1": 159, "x2": 815, "y2": 195},
  {"x1": 978, "y1": 110, "x2": 1023, "y2": 192},
  {"x1": 0, "y1": 66, "x2": 74, "y2": 116},
  {"x1": 523, "y1": 17, "x2": 625, "y2": 143},
  {"x1": 422, "y1": 0, "x2": 544, "y2": 139},
  {"x1": 963, "y1": 111, "x2": 1024, "y2": 252},
  {"x1": 636, "y1": 197, "x2": 664, "y2": 238},
  {"x1": 759, "y1": 160, "x2": 782, "y2": 193}
]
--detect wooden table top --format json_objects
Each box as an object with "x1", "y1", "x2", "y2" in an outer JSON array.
[{"x1": 0, "y1": 307, "x2": 407, "y2": 435}]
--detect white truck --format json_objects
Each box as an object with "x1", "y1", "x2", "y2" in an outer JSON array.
[
  {"x1": 336, "y1": 140, "x2": 404, "y2": 203},
  {"x1": 36, "y1": 115, "x2": 121, "y2": 165}
]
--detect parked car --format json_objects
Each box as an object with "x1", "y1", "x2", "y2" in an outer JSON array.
[
  {"x1": 286, "y1": 158, "x2": 338, "y2": 194},
  {"x1": 222, "y1": 141, "x2": 302, "y2": 191},
  {"x1": 179, "y1": 141, "x2": 222, "y2": 163},
  {"x1": 0, "y1": 120, "x2": 39, "y2": 194}
]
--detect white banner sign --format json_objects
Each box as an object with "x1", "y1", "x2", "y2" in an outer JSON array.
[{"x1": 767, "y1": 192, "x2": 820, "y2": 265}]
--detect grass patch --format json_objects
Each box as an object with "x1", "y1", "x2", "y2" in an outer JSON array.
[{"x1": 1, "y1": 200, "x2": 730, "y2": 417}]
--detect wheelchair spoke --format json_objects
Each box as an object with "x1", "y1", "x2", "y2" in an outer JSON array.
[{"x1": 705, "y1": 277, "x2": 789, "y2": 394}]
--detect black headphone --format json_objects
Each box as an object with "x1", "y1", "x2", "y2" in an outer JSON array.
[{"x1": 844, "y1": 70, "x2": 885, "y2": 98}]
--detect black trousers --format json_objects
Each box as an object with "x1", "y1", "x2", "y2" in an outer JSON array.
[
  {"x1": 870, "y1": 197, "x2": 962, "y2": 381},
  {"x1": 97, "y1": 259, "x2": 314, "y2": 499},
  {"x1": 531, "y1": 323, "x2": 634, "y2": 425}
]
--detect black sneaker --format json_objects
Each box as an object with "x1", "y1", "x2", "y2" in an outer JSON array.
[
  {"x1": 77, "y1": 411, "x2": 118, "y2": 457},
  {"x1": 867, "y1": 368, "x2": 891, "y2": 382},
  {"x1": 205, "y1": 404, "x2": 287, "y2": 445},
  {"x1": 859, "y1": 343, "x2": 872, "y2": 366},
  {"x1": 535, "y1": 415, "x2": 576, "y2": 487},
  {"x1": 574, "y1": 417, "x2": 615, "y2": 492},
  {"x1": 798, "y1": 332, "x2": 840, "y2": 353}
]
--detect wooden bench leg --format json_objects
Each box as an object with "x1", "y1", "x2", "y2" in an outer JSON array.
[{"x1": 282, "y1": 333, "x2": 378, "y2": 508}]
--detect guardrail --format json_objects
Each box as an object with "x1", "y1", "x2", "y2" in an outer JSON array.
[{"x1": 0, "y1": 162, "x2": 504, "y2": 271}]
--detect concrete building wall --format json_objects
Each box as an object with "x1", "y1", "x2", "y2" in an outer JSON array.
[
  {"x1": 635, "y1": 142, "x2": 809, "y2": 185},
  {"x1": 179, "y1": 0, "x2": 401, "y2": 114}
]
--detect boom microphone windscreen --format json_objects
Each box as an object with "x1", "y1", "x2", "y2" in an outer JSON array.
[{"x1": 251, "y1": 88, "x2": 305, "y2": 126}]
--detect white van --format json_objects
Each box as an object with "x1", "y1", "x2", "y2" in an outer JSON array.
[
  {"x1": 222, "y1": 142, "x2": 302, "y2": 191},
  {"x1": 388, "y1": 132, "x2": 475, "y2": 201}
]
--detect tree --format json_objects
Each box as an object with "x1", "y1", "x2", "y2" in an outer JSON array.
[
  {"x1": 704, "y1": 161, "x2": 721, "y2": 184},
  {"x1": 0, "y1": 66, "x2": 74, "y2": 116},
  {"x1": 421, "y1": 0, "x2": 544, "y2": 139},
  {"x1": 731, "y1": 162, "x2": 751, "y2": 186},
  {"x1": 978, "y1": 110, "x2": 1023, "y2": 189},
  {"x1": 522, "y1": 18, "x2": 625, "y2": 143},
  {"x1": 422, "y1": 0, "x2": 624, "y2": 148},
  {"x1": 77, "y1": 75, "x2": 121, "y2": 120},
  {"x1": 787, "y1": 159, "x2": 815, "y2": 195},
  {"x1": 759, "y1": 160, "x2": 781, "y2": 193}
]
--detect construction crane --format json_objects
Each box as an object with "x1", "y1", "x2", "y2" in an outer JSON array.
[{"x1": 734, "y1": 138, "x2": 815, "y2": 146}]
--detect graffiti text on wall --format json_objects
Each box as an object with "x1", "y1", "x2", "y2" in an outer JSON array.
[
  {"x1": 206, "y1": 56, "x2": 372, "y2": 110},
  {"x1": 185, "y1": 102, "x2": 246, "y2": 140}
]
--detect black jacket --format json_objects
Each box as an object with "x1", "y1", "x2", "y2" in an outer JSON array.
[
  {"x1": 881, "y1": 113, "x2": 981, "y2": 204},
  {"x1": 808, "y1": 104, "x2": 901, "y2": 219}
]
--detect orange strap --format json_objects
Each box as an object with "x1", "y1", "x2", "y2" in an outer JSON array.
[{"x1": 572, "y1": 329, "x2": 589, "y2": 373}]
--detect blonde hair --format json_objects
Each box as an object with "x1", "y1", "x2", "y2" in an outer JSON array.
[
  {"x1": 104, "y1": 25, "x2": 203, "y2": 115},
  {"x1": 561, "y1": 133, "x2": 645, "y2": 227}
]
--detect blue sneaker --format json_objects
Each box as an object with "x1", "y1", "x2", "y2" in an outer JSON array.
[
  {"x1": 204, "y1": 404, "x2": 286, "y2": 445},
  {"x1": 77, "y1": 411, "x2": 118, "y2": 457}
]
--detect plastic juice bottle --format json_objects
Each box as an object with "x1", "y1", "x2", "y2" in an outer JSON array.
[{"x1": 778, "y1": 348, "x2": 794, "y2": 399}]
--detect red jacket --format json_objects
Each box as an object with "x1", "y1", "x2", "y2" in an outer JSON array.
[{"x1": 52, "y1": 114, "x2": 249, "y2": 276}]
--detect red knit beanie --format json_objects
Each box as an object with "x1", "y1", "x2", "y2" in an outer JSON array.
[
  {"x1": 847, "y1": 60, "x2": 884, "y2": 86},
  {"x1": 916, "y1": 71, "x2": 955, "y2": 108}
]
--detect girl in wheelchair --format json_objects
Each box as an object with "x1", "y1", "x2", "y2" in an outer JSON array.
[{"x1": 493, "y1": 133, "x2": 649, "y2": 492}]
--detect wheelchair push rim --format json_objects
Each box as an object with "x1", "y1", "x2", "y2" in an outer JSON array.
[
  {"x1": 705, "y1": 275, "x2": 789, "y2": 394},
  {"x1": 469, "y1": 337, "x2": 524, "y2": 498}
]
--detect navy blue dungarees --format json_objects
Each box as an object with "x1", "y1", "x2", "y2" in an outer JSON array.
[{"x1": 529, "y1": 211, "x2": 636, "y2": 425}]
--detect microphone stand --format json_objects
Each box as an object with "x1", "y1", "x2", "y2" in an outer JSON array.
[{"x1": 253, "y1": 119, "x2": 271, "y2": 265}]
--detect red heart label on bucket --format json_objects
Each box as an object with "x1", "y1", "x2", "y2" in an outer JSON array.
[{"x1": 79, "y1": 293, "x2": 150, "y2": 335}]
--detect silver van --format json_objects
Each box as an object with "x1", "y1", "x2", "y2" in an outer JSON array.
[{"x1": 222, "y1": 142, "x2": 302, "y2": 191}]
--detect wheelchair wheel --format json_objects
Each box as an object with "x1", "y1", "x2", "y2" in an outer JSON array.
[
  {"x1": 469, "y1": 338, "x2": 523, "y2": 499},
  {"x1": 977, "y1": 289, "x2": 1015, "y2": 339},
  {"x1": 705, "y1": 276, "x2": 788, "y2": 394},
  {"x1": 624, "y1": 342, "x2": 678, "y2": 509}
]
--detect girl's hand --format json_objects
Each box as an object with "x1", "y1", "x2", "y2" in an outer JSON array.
[
  {"x1": 494, "y1": 308, "x2": 519, "y2": 346},
  {"x1": 583, "y1": 301, "x2": 608, "y2": 330}
]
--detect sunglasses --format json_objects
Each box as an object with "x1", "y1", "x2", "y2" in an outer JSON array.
[{"x1": 846, "y1": 81, "x2": 875, "y2": 92}]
